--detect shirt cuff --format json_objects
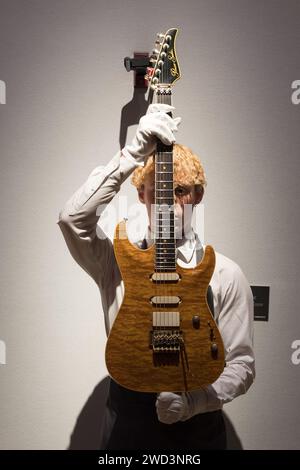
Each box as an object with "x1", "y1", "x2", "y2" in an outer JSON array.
[{"x1": 121, "y1": 147, "x2": 145, "y2": 167}]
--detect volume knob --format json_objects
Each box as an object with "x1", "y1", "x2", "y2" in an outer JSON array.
[
  {"x1": 192, "y1": 315, "x2": 200, "y2": 329},
  {"x1": 211, "y1": 343, "x2": 218, "y2": 358}
]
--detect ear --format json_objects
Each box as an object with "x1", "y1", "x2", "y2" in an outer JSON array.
[
  {"x1": 138, "y1": 185, "x2": 145, "y2": 204},
  {"x1": 194, "y1": 186, "x2": 204, "y2": 205}
]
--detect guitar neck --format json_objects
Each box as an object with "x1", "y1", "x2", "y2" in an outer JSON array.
[{"x1": 153, "y1": 87, "x2": 176, "y2": 272}]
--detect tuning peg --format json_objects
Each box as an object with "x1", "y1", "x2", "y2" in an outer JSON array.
[
  {"x1": 149, "y1": 57, "x2": 157, "y2": 63},
  {"x1": 157, "y1": 33, "x2": 164, "y2": 39},
  {"x1": 152, "y1": 48, "x2": 160, "y2": 55}
]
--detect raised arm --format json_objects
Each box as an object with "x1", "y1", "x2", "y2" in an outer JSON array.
[{"x1": 57, "y1": 104, "x2": 180, "y2": 286}]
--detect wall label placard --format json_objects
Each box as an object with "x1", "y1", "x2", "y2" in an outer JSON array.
[{"x1": 251, "y1": 286, "x2": 270, "y2": 321}]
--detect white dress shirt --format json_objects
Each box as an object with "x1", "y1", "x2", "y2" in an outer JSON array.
[{"x1": 57, "y1": 150, "x2": 255, "y2": 415}]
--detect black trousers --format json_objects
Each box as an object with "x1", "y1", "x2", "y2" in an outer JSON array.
[{"x1": 102, "y1": 379, "x2": 227, "y2": 450}]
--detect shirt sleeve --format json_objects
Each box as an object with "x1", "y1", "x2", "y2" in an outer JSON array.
[
  {"x1": 57, "y1": 150, "x2": 140, "y2": 285},
  {"x1": 187, "y1": 262, "x2": 255, "y2": 416}
]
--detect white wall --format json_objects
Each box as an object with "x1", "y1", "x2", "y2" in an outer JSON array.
[{"x1": 0, "y1": 0, "x2": 299, "y2": 449}]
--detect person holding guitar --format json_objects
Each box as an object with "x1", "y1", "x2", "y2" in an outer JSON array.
[
  {"x1": 57, "y1": 29, "x2": 255, "y2": 449},
  {"x1": 57, "y1": 103, "x2": 255, "y2": 449}
]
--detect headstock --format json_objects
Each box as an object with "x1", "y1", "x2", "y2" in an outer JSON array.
[{"x1": 146, "y1": 28, "x2": 181, "y2": 90}]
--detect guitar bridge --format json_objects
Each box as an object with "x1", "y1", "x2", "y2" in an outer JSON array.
[
  {"x1": 151, "y1": 329, "x2": 183, "y2": 353},
  {"x1": 150, "y1": 311, "x2": 184, "y2": 366}
]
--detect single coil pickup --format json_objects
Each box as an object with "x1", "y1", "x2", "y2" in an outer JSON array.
[
  {"x1": 150, "y1": 272, "x2": 180, "y2": 284},
  {"x1": 150, "y1": 295, "x2": 181, "y2": 307},
  {"x1": 153, "y1": 311, "x2": 180, "y2": 327}
]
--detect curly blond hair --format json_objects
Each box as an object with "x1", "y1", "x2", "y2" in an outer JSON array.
[{"x1": 131, "y1": 143, "x2": 207, "y2": 192}]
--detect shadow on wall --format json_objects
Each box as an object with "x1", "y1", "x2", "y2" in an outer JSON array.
[
  {"x1": 68, "y1": 376, "x2": 242, "y2": 450},
  {"x1": 119, "y1": 86, "x2": 149, "y2": 150}
]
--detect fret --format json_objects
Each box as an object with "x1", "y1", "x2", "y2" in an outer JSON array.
[
  {"x1": 155, "y1": 248, "x2": 176, "y2": 252},
  {"x1": 157, "y1": 230, "x2": 174, "y2": 234},
  {"x1": 155, "y1": 196, "x2": 174, "y2": 200},
  {"x1": 155, "y1": 242, "x2": 176, "y2": 245},
  {"x1": 155, "y1": 157, "x2": 173, "y2": 160},
  {"x1": 155, "y1": 223, "x2": 175, "y2": 226},
  {"x1": 155, "y1": 247, "x2": 176, "y2": 250},
  {"x1": 155, "y1": 162, "x2": 173, "y2": 165},
  {"x1": 156, "y1": 228, "x2": 174, "y2": 231},
  {"x1": 156, "y1": 232, "x2": 175, "y2": 236},
  {"x1": 155, "y1": 180, "x2": 173, "y2": 183},
  {"x1": 155, "y1": 208, "x2": 174, "y2": 211},
  {"x1": 155, "y1": 219, "x2": 174, "y2": 223},
  {"x1": 155, "y1": 242, "x2": 175, "y2": 247},
  {"x1": 155, "y1": 265, "x2": 176, "y2": 268},
  {"x1": 155, "y1": 266, "x2": 176, "y2": 270},
  {"x1": 155, "y1": 178, "x2": 173, "y2": 181},
  {"x1": 155, "y1": 158, "x2": 173, "y2": 162},
  {"x1": 155, "y1": 267, "x2": 176, "y2": 270}
]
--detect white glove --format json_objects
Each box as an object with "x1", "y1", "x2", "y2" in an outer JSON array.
[
  {"x1": 122, "y1": 103, "x2": 181, "y2": 166},
  {"x1": 156, "y1": 389, "x2": 210, "y2": 425},
  {"x1": 156, "y1": 392, "x2": 190, "y2": 424}
]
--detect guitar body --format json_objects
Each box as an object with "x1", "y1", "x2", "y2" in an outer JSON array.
[{"x1": 105, "y1": 221, "x2": 225, "y2": 392}]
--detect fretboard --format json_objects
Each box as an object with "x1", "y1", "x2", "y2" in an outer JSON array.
[{"x1": 154, "y1": 88, "x2": 176, "y2": 272}]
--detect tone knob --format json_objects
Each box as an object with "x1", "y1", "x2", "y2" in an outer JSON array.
[
  {"x1": 211, "y1": 343, "x2": 218, "y2": 358},
  {"x1": 192, "y1": 315, "x2": 200, "y2": 329}
]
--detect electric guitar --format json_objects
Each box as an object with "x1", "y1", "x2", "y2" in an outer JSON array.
[{"x1": 105, "y1": 28, "x2": 225, "y2": 392}]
